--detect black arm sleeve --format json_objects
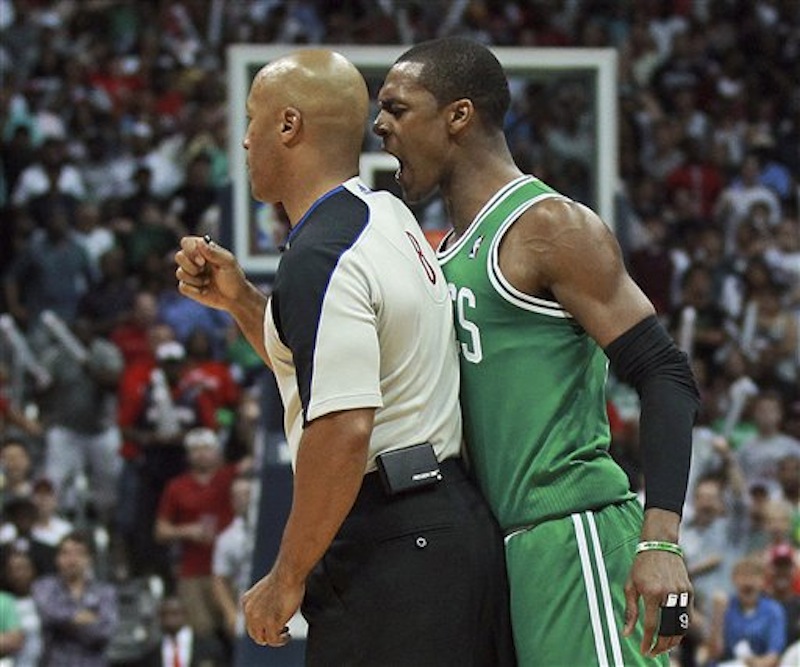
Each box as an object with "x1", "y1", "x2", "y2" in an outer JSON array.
[{"x1": 604, "y1": 315, "x2": 700, "y2": 516}]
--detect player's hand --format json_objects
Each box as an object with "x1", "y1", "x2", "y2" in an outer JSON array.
[
  {"x1": 175, "y1": 236, "x2": 248, "y2": 311},
  {"x1": 242, "y1": 569, "x2": 304, "y2": 648},
  {"x1": 623, "y1": 549, "x2": 693, "y2": 657}
]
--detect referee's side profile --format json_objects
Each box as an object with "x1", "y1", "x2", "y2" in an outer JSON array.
[{"x1": 174, "y1": 49, "x2": 516, "y2": 666}]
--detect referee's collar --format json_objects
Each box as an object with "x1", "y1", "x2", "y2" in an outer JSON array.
[{"x1": 284, "y1": 184, "x2": 345, "y2": 250}]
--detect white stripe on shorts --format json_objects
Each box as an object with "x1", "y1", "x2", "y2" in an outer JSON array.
[{"x1": 572, "y1": 512, "x2": 625, "y2": 667}]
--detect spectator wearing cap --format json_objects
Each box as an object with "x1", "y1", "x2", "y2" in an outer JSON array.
[
  {"x1": 767, "y1": 544, "x2": 800, "y2": 644},
  {"x1": 117, "y1": 340, "x2": 217, "y2": 580},
  {"x1": 154, "y1": 428, "x2": 249, "y2": 643}
]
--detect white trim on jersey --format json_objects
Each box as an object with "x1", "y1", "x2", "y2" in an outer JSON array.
[
  {"x1": 487, "y1": 192, "x2": 574, "y2": 319},
  {"x1": 437, "y1": 175, "x2": 534, "y2": 263},
  {"x1": 572, "y1": 512, "x2": 625, "y2": 667}
]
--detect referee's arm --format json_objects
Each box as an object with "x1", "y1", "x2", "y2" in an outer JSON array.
[
  {"x1": 242, "y1": 407, "x2": 374, "y2": 646},
  {"x1": 276, "y1": 407, "x2": 373, "y2": 582}
]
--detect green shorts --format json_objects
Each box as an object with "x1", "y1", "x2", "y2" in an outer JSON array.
[{"x1": 504, "y1": 499, "x2": 668, "y2": 667}]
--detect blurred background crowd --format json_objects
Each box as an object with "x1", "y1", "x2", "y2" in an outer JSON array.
[{"x1": 0, "y1": 1, "x2": 798, "y2": 666}]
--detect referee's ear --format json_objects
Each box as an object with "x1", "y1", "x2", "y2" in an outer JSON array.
[{"x1": 280, "y1": 107, "x2": 302, "y2": 145}]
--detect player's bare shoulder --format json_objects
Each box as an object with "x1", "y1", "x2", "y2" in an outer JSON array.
[
  {"x1": 514, "y1": 197, "x2": 616, "y2": 250},
  {"x1": 500, "y1": 196, "x2": 622, "y2": 294}
]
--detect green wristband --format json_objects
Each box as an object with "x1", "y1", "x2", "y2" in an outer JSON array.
[{"x1": 636, "y1": 540, "x2": 684, "y2": 558}]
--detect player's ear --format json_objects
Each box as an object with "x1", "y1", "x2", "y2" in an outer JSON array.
[{"x1": 448, "y1": 99, "x2": 474, "y2": 135}]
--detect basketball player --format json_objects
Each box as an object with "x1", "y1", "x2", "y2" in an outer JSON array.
[
  {"x1": 175, "y1": 49, "x2": 515, "y2": 666},
  {"x1": 373, "y1": 37, "x2": 699, "y2": 666}
]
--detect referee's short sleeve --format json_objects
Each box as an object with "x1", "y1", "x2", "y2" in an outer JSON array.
[{"x1": 276, "y1": 241, "x2": 382, "y2": 425}]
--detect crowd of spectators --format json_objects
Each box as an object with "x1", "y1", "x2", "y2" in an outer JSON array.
[{"x1": 0, "y1": 1, "x2": 799, "y2": 666}]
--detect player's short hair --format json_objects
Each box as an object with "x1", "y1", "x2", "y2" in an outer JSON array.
[{"x1": 396, "y1": 37, "x2": 510, "y2": 130}]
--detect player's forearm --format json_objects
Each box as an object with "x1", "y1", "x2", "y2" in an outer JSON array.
[{"x1": 271, "y1": 409, "x2": 372, "y2": 586}]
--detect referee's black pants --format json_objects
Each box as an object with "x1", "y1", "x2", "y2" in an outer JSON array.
[{"x1": 302, "y1": 457, "x2": 517, "y2": 667}]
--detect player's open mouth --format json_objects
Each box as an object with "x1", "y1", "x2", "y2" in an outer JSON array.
[
  {"x1": 381, "y1": 144, "x2": 402, "y2": 179},
  {"x1": 391, "y1": 155, "x2": 404, "y2": 182}
]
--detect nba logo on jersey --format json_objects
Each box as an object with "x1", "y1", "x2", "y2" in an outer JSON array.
[{"x1": 469, "y1": 236, "x2": 484, "y2": 259}]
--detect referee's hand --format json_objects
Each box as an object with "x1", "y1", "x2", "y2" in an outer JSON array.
[
  {"x1": 175, "y1": 235, "x2": 248, "y2": 311},
  {"x1": 242, "y1": 569, "x2": 304, "y2": 648}
]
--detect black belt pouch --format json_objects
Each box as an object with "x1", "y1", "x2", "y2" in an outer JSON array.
[{"x1": 375, "y1": 443, "x2": 442, "y2": 496}]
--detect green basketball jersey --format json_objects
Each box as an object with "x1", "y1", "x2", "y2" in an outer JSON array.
[{"x1": 438, "y1": 176, "x2": 634, "y2": 532}]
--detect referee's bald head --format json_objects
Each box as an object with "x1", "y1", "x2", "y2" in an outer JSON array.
[{"x1": 252, "y1": 49, "x2": 369, "y2": 156}]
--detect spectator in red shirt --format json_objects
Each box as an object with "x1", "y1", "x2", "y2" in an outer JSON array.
[
  {"x1": 109, "y1": 290, "x2": 160, "y2": 369},
  {"x1": 155, "y1": 428, "x2": 248, "y2": 642}
]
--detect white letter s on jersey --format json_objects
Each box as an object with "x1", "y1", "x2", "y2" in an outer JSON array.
[{"x1": 449, "y1": 284, "x2": 483, "y2": 364}]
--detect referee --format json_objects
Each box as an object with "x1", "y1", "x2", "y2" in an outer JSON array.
[{"x1": 175, "y1": 49, "x2": 515, "y2": 667}]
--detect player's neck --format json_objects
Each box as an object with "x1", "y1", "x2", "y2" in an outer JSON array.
[{"x1": 445, "y1": 153, "x2": 523, "y2": 237}]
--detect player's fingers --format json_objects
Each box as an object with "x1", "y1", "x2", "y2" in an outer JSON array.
[
  {"x1": 648, "y1": 634, "x2": 675, "y2": 657},
  {"x1": 640, "y1": 598, "x2": 660, "y2": 656},
  {"x1": 622, "y1": 580, "x2": 639, "y2": 637}
]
